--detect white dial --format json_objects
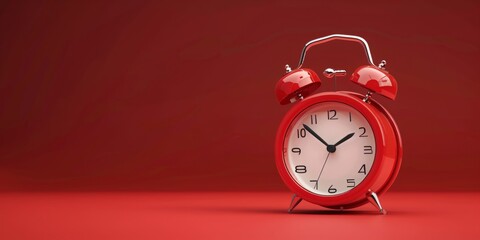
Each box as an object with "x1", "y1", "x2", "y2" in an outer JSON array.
[{"x1": 284, "y1": 102, "x2": 376, "y2": 195}]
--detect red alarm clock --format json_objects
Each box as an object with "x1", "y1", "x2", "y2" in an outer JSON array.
[{"x1": 274, "y1": 34, "x2": 402, "y2": 214}]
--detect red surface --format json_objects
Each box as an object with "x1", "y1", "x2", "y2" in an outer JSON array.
[
  {"x1": 0, "y1": 0, "x2": 479, "y2": 192},
  {"x1": 275, "y1": 92, "x2": 399, "y2": 208},
  {"x1": 0, "y1": 192, "x2": 478, "y2": 239}
]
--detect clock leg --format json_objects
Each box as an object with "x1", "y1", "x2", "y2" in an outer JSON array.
[
  {"x1": 367, "y1": 191, "x2": 387, "y2": 214},
  {"x1": 288, "y1": 194, "x2": 303, "y2": 213}
]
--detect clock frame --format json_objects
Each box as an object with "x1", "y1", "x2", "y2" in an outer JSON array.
[{"x1": 275, "y1": 92, "x2": 402, "y2": 211}]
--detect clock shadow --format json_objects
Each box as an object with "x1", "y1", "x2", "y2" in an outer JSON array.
[
  {"x1": 288, "y1": 209, "x2": 381, "y2": 215},
  {"x1": 179, "y1": 205, "x2": 408, "y2": 215},
  {"x1": 251, "y1": 208, "x2": 410, "y2": 216}
]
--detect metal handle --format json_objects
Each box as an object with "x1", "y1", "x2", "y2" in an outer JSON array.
[{"x1": 297, "y1": 34, "x2": 376, "y2": 68}]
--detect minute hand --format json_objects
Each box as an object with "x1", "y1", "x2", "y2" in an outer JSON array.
[
  {"x1": 303, "y1": 124, "x2": 329, "y2": 147},
  {"x1": 334, "y1": 133, "x2": 355, "y2": 147}
]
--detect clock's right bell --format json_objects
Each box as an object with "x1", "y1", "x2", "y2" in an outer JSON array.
[{"x1": 351, "y1": 65, "x2": 398, "y2": 100}]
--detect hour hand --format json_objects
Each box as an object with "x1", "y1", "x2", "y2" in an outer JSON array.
[
  {"x1": 334, "y1": 133, "x2": 355, "y2": 147},
  {"x1": 302, "y1": 124, "x2": 329, "y2": 147}
]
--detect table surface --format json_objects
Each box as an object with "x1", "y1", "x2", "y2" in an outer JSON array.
[{"x1": 0, "y1": 192, "x2": 479, "y2": 240}]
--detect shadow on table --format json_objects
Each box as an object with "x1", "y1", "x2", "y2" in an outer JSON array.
[{"x1": 179, "y1": 205, "x2": 410, "y2": 215}]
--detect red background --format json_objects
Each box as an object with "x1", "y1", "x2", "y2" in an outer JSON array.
[{"x1": 0, "y1": 0, "x2": 479, "y2": 192}]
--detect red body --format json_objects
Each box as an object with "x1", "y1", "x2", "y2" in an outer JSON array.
[{"x1": 275, "y1": 91, "x2": 402, "y2": 209}]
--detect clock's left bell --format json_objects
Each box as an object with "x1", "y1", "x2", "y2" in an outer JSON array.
[{"x1": 275, "y1": 65, "x2": 321, "y2": 105}]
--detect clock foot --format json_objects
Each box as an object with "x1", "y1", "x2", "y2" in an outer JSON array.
[
  {"x1": 288, "y1": 194, "x2": 302, "y2": 213},
  {"x1": 367, "y1": 191, "x2": 387, "y2": 215}
]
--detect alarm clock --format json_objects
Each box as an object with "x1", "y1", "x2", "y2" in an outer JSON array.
[{"x1": 274, "y1": 34, "x2": 402, "y2": 214}]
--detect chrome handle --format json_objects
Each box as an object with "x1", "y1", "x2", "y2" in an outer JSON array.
[{"x1": 297, "y1": 34, "x2": 377, "y2": 68}]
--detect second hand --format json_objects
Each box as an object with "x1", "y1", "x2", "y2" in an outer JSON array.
[{"x1": 314, "y1": 152, "x2": 331, "y2": 190}]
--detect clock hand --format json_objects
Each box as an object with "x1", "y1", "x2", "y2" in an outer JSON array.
[
  {"x1": 302, "y1": 124, "x2": 329, "y2": 147},
  {"x1": 334, "y1": 132, "x2": 355, "y2": 147},
  {"x1": 322, "y1": 132, "x2": 354, "y2": 153},
  {"x1": 314, "y1": 152, "x2": 331, "y2": 189}
]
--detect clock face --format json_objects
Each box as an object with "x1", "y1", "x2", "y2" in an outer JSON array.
[{"x1": 284, "y1": 101, "x2": 376, "y2": 196}]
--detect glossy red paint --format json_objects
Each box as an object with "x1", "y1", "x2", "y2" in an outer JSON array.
[
  {"x1": 351, "y1": 65, "x2": 398, "y2": 100},
  {"x1": 275, "y1": 92, "x2": 400, "y2": 209},
  {"x1": 275, "y1": 68, "x2": 321, "y2": 105},
  {"x1": 346, "y1": 91, "x2": 403, "y2": 195}
]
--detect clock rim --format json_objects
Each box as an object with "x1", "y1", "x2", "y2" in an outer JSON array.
[
  {"x1": 275, "y1": 91, "x2": 398, "y2": 208},
  {"x1": 345, "y1": 91, "x2": 403, "y2": 197}
]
